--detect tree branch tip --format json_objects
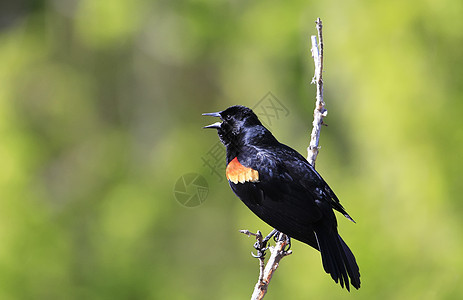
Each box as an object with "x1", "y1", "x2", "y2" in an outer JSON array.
[{"x1": 240, "y1": 229, "x2": 254, "y2": 237}]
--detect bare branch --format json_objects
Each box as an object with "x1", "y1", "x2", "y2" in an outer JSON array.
[{"x1": 307, "y1": 18, "x2": 326, "y2": 167}]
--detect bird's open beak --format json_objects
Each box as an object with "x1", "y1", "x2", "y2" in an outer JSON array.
[
  {"x1": 202, "y1": 112, "x2": 221, "y2": 118},
  {"x1": 202, "y1": 111, "x2": 222, "y2": 129}
]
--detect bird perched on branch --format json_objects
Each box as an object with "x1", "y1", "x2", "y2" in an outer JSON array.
[{"x1": 203, "y1": 105, "x2": 360, "y2": 291}]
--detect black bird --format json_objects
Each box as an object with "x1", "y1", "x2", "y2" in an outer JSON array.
[{"x1": 203, "y1": 105, "x2": 360, "y2": 291}]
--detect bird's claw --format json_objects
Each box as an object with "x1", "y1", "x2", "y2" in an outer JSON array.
[
  {"x1": 251, "y1": 250, "x2": 265, "y2": 258},
  {"x1": 253, "y1": 240, "x2": 267, "y2": 251},
  {"x1": 275, "y1": 232, "x2": 291, "y2": 252},
  {"x1": 242, "y1": 228, "x2": 290, "y2": 258},
  {"x1": 283, "y1": 236, "x2": 291, "y2": 252},
  {"x1": 252, "y1": 239, "x2": 268, "y2": 258}
]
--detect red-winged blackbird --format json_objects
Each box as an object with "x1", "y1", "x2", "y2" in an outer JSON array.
[{"x1": 203, "y1": 105, "x2": 360, "y2": 291}]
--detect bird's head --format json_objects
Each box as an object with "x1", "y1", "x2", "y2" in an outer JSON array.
[{"x1": 203, "y1": 105, "x2": 266, "y2": 148}]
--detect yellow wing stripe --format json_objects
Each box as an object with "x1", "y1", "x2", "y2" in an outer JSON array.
[{"x1": 226, "y1": 157, "x2": 259, "y2": 184}]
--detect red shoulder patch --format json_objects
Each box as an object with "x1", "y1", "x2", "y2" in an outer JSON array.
[{"x1": 226, "y1": 157, "x2": 259, "y2": 184}]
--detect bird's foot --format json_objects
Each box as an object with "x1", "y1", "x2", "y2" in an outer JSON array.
[
  {"x1": 240, "y1": 228, "x2": 291, "y2": 258},
  {"x1": 251, "y1": 231, "x2": 268, "y2": 258},
  {"x1": 263, "y1": 229, "x2": 278, "y2": 248},
  {"x1": 274, "y1": 232, "x2": 292, "y2": 252},
  {"x1": 240, "y1": 230, "x2": 268, "y2": 259}
]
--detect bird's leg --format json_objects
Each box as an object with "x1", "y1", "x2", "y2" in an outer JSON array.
[
  {"x1": 283, "y1": 235, "x2": 291, "y2": 252},
  {"x1": 251, "y1": 229, "x2": 278, "y2": 258},
  {"x1": 262, "y1": 229, "x2": 278, "y2": 248},
  {"x1": 250, "y1": 230, "x2": 266, "y2": 258}
]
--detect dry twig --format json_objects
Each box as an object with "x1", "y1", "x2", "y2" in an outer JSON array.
[{"x1": 307, "y1": 18, "x2": 326, "y2": 167}]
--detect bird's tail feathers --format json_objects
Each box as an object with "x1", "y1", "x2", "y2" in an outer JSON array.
[{"x1": 314, "y1": 226, "x2": 361, "y2": 291}]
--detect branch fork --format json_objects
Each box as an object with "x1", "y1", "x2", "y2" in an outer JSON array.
[{"x1": 240, "y1": 230, "x2": 292, "y2": 300}]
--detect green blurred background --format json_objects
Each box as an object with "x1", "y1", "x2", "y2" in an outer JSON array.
[{"x1": 1, "y1": 0, "x2": 462, "y2": 299}]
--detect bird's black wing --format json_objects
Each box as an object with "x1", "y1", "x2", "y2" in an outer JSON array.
[
  {"x1": 229, "y1": 145, "x2": 324, "y2": 249},
  {"x1": 278, "y1": 144, "x2": 355, "y2": 222},
  {"x1": 237, "y1": 144, "x2": 354, "y2": 222}
]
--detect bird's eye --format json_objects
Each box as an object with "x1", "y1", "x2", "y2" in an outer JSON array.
[{"x1": 225, "y1": 115, "x2": 232, "y2": 121}]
